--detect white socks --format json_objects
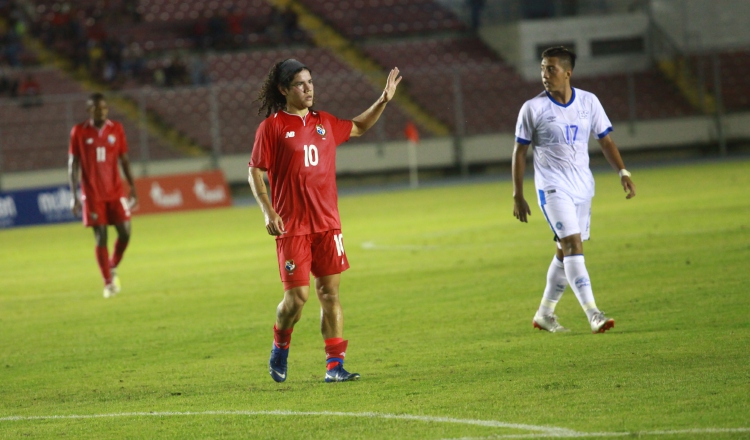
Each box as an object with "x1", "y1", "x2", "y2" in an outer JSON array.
[
  {"x1": 538, "y1": 256, "x2": 567, "y2": 316},
  {"x1": 563, "y1": 254, "x2": 600, "y2": 320}
]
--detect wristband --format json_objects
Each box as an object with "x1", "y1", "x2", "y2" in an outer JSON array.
[{"x1": 619, "y1": 169, "x2": 631, "y2": 178}]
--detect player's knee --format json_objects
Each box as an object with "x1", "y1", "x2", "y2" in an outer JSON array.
[
  {"x1": 284, "y1": 288, "x2": 309, "y2": 310},
  {"x1": 316, "y1": 284, "x2": 339, "y2": 302}
]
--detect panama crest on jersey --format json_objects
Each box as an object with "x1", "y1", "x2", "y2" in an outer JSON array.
[
  {"x1": 108, "y1": 134, "x2": 116, "y2": 144},
  {"x1": 284, "y1": 259, "x2": 296, "y2": 272},
  {"x1": 316, "y1": 124, "x2": 326, "y2": 136}
]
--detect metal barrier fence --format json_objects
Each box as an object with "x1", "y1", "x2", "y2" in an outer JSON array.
[{"x1": 0, "y1": 54, "x2": 738, "y2": 187}]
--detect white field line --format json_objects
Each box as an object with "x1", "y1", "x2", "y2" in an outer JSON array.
[
  {"x1": 360, "y1": 241, "x2": 498, "y2": 251},
  {"x1": 443, "y1": 427, "x2": 750, "y2": 439},
  {"x1": 0, "y1": 410, "x2": 576, "y2": 435},
  {"x1": 0, "y1": 410, "x2": 747, "y2": 438}
]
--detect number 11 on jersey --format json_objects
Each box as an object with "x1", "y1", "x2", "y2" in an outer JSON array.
[
  {"x1": 96, "y1": 146, "x2": 106, "y2": 162},
  {"x1": 333, "y1": 233, "x2": 345, "y2": 256}
]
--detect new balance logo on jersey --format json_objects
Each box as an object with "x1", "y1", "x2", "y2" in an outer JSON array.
[{"x1": 285, "y1": 131, "x2": 295, "y2": 138}]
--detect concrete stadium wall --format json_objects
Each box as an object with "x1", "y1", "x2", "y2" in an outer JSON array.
[
  {"x1": 481, "y1": 13, "x2": 651, "y2": 80},
  {"x1": 2, "y1": 111, "x2": 749, "y2": 190}
]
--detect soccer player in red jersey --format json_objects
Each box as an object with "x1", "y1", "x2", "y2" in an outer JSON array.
[
  {"x1": 68, "y1": 93, "x2": 138, "y2": 298},
  {"x1": 249, "y1": 59, "x2": 401, "y2": 382}
]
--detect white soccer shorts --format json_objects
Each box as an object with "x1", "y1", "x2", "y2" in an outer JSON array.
[{"x1": 537, "y1": 189, "x2": 591, "y2": 241}]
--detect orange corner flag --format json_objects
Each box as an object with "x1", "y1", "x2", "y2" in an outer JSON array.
[{"x1": 405, "y1": 121, "x2": 420, "y2": 144}]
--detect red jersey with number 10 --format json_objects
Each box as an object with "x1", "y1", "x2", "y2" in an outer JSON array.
[
  {"x1": 249, "y1": 110, "x2": 353, "y2": 237},
  {"x1": 69, "y1": 119, "x2": 129, "y2": 202}
]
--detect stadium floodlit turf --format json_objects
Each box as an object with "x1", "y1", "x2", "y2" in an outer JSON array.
[{"x1": 1, "y1": 159, "x2": 748, "y2": 439}]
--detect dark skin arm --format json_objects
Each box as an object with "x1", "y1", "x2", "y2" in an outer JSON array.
[
  {"x1": 119, "y1": 152, "x2": 138, "y2": 208},
  {"x1": 512, "y1": 141, "x2": 532, "y2": 223},
  {"x1": 68, "y1": 153, "x2": 82, "y2": 216}
]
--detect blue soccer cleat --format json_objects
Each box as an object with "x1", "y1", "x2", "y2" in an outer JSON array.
[
  {"x1": 324, "y1": 364, "x2": 360, "y2": 383},
  {"x1": 269, "y1": 346, "x2": 289, "y2": 382}
]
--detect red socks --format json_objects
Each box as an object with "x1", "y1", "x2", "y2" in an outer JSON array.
[
  {"x1": 110, "y1": 239, "x2": 129, "y2": 269},
  {"x1": 273, "y1": 325, "x2": 293, "y2": 350},
  {"x1": 95, "y1": 246, "x2": 111, "y2": 285},
  {"x1": 325, "y1": 338, "x2": 348, "y2": 370}
]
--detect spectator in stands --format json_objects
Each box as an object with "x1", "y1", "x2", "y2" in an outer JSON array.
[
  {"x1": 0, "y1": 65, "x2": 19, "y2": 97},
  {"x1": 18, "y1": 72, "x2": 42, "y2": 107},
  {"x1": 122, "y1": 38, "x2": 145, "y2": 81},
  {"x1": 208, "y1": 10, "x2": 228, "y2": 49},
  {"x1": 189, "y1": 54, "x2": 209, "y2": 86},
  {"x1": 192, "y1": 13, "x2": 210, "y2": 50},
  {"x1": 467, "y1": 0, "x2": 485, "y2": 31},
  {"x1": 266, "y1": 7, "x2": 284, "y2": 43},
  {"x1": 122, "y1": 0, "x2": 141, "y2": 23},
  {"x1": 249, "y1": 59, "x2": 402, "y2": 383},
  {"x1": 87, "y1": 40, "x2": 105, "y2": 79},
  {"x1": 1, "y1": 21, "x2": 22, "y2": 66},
  {"x1": 281, "y1": 7, "x2": 301, "y2": 44},
  {"x1": 163, "y1": 56, "x2": 188, "y2": 87},
  {"x1": 226, "y1": 6, "x2": 244, "y2": 48},
  {"x1": 512, "y1": 46, "x2": 636, "y2": 334},
  {"x1": 68, "y1": 92, "x2": 138, "y2": 299}
]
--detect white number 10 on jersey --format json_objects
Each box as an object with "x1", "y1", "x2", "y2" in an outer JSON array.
[{"x1": 303, "y1": 144, "x2": 318, "y2": 167}]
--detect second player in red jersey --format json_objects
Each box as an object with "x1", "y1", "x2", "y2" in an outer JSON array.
[
  {"x1": 69, "y1": 93, "x2": 138, "y2": 298},
  {"x1": 249, "y1": 59, "x2": 401, "y2": 383}
]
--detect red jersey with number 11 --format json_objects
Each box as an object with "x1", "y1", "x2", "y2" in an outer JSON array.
[
  {"x1": 69, "y1": 119, "x2": 129, "y2": 202},
  {"x1": 249, "y1": 110, "x2": 353, "y2": 237}
]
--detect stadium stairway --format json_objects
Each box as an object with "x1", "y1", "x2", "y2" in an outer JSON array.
[
  {"x1": 22, "y1": 35, "x2": 208, "y2": 159},
  {"x1": 657, "y1": 57, "x2": 717, "y2": 114},
  {"x1": 264, "y1": 0, "x2": 451, "y2": 137}
]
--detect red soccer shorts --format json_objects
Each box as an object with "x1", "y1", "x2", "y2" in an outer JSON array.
[
  {"x1": 83, "y1": 197, "x2": 131, "y2": 227},
  {"x1": 276, "y1": 229, "x2": 350, "y2": 290}
]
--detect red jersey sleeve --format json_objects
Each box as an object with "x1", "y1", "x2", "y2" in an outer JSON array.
[
  {"x1": 116, "y1": 122, "x2": 129, "y2": 156},
  {"x1": 68, "y1": 125, "x2": 80, "y2": 156},
  {"x1": 249, "y1": 117, "x2": 276, "y2": 170},
  {"x1": 326, "y1": 113, "x2": 353, "y2": 146}
]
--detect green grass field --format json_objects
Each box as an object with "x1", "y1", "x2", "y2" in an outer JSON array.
[{"x1": 1, "y1": 159, "x2": 749, "y2": 439}]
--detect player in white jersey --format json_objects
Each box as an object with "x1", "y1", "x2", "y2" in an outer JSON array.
[{"x1": 512, "y1": 46, "x2": 636, "y2": 333}]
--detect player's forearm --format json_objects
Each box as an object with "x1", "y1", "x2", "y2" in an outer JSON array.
[
  {"x1": 599, "y1": 137, "x2": 626, "y2": 171},
  {"x1": 351, "y1": 98, "x2": 388, "y2": 136},
  {"x1": 67, "y1": 156, "x2": 80, "y2": 196},
  {"x1": 119, "y1": 155, "x2": 137, "y2": 195},
  {"x1": 511, "y1": 143, "x2": 528, "y2": 199},
  {"x1": 248, "y1": 168, "x2": 274, "y2": 213}
]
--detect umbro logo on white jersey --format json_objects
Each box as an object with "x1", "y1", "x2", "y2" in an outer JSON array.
[{"x1": 285, "y1": 131, "x2": 295, "y2": 138}]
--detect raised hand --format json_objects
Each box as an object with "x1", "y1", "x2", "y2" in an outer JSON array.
[{"x1": 382, "y1": 67, "x2": 402, "y2": 103}]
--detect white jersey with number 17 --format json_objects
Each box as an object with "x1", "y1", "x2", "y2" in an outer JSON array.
[{"x1": 515, "y1": 88, "x2": 613, "y2": 204}]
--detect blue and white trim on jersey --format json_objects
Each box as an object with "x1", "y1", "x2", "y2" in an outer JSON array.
[
  {"x1": 516, "y1": 136, "x2": 531, "y2": 145},
  {"x1": 596, "y1": 126, "x2": 613, "y2": 139},
  {"x1": 545, "y1": 88, "x2": 576, "y2": 108},
  {"x1": 538, "y1": 189, "x2": 559, "y2": 240}
]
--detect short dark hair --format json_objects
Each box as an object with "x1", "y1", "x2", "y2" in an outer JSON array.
[
  {"x1": 542, "y1": 46, "x2": 576, "y2": 70},
  {"x1": 87, "y1": 92, "x2": 106, "y2": 106}
]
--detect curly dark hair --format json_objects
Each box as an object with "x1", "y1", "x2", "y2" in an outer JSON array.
[{"x1": 256, "y1": 59, "x2": 311, "y2": 117}]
